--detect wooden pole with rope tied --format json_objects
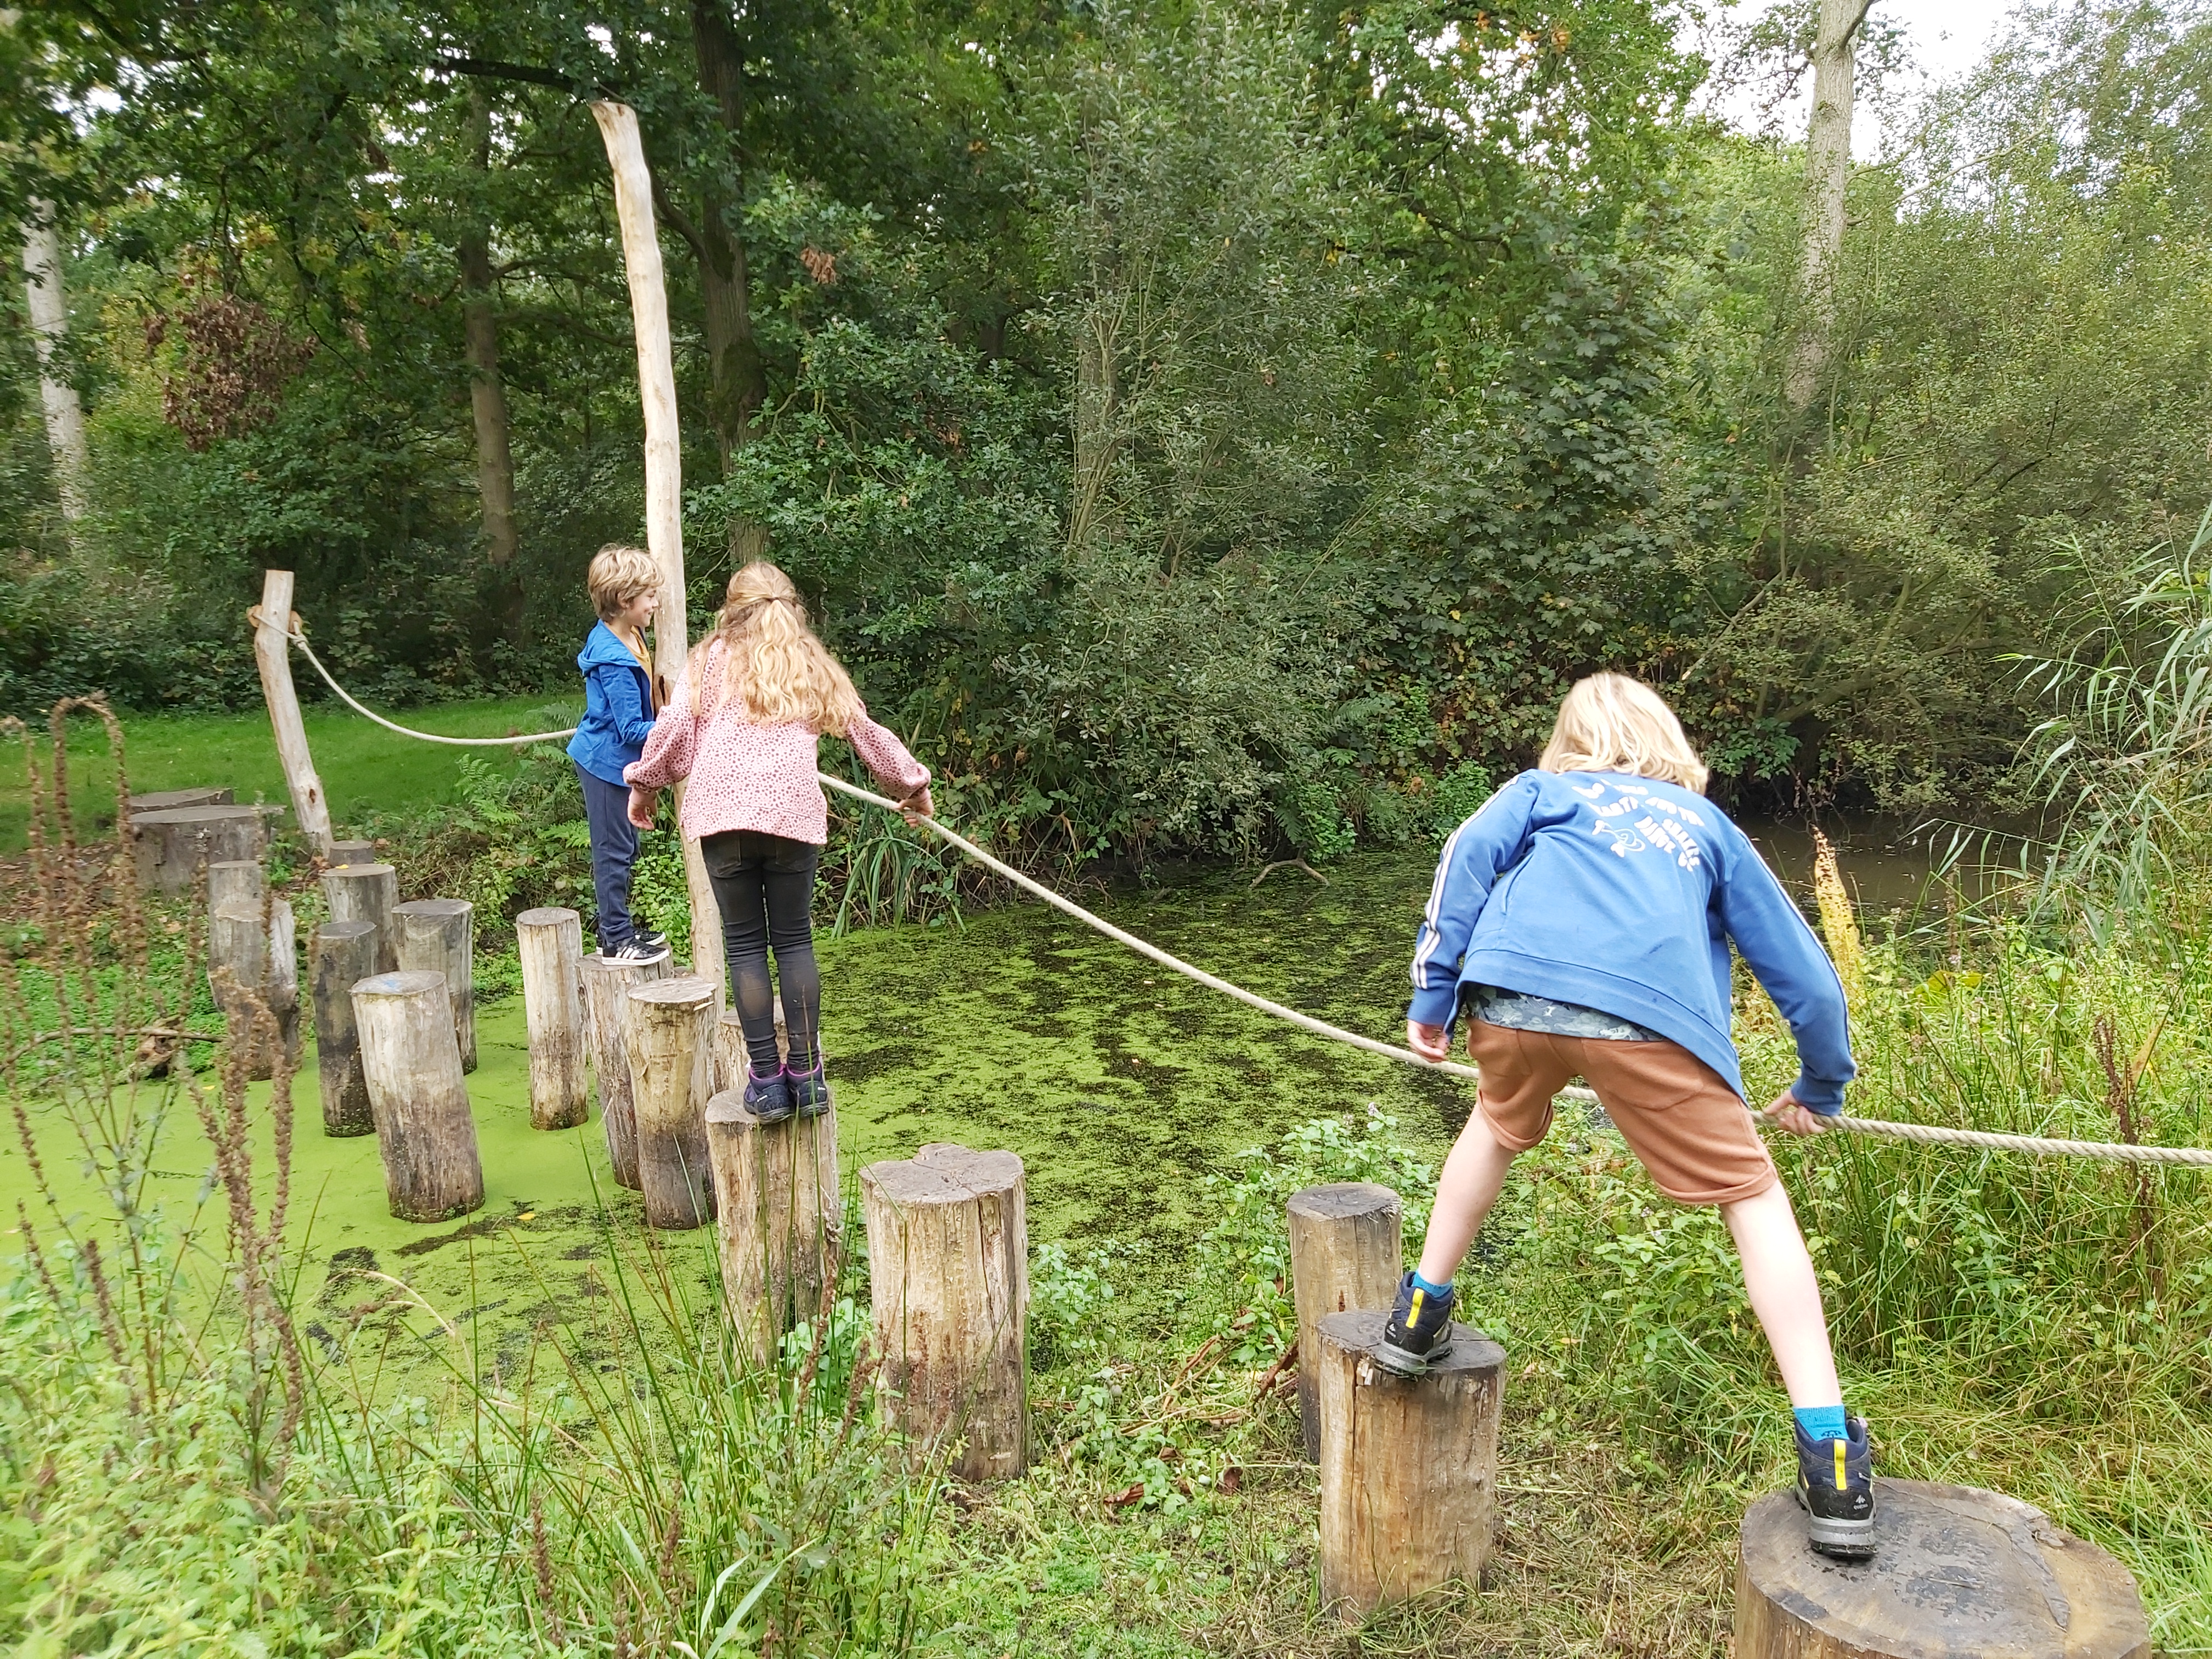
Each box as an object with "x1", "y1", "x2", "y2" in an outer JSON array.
[{"x1": 589, "y1": 99, "x2": 724, "y2": 998}]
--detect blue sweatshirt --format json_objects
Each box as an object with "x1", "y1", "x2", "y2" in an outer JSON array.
[
  {"x1": 567, "y1": 622, "x2": 657, "y2": 786},
  {"x1": 1408, "y1": 769, "x2": 1855, "y2": 1113}
]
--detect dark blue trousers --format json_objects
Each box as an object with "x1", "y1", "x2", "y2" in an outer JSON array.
[{"x1": 575, "y1": 763, "x2": 640, "y2": 950}]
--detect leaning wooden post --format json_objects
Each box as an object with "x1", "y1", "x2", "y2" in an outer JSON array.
[
  {"x1": 250, "y1": 568, "x2": 334, "y2": 856},
  {"x1": 1735, "y1": 1481, "x2": 2150, "y2": 1659},
  {"x1": 860, "y1": 1143, "x2": 1029, "y2": 1481},
  {"x1": 311, "y1": 919, "x2": 378, "y2": 1135},
  {"x1": 582, "y1": 946, "x2": 673, "y2": 1189},
  {"x1": 1288, "y1": 1183, "x2": 1403, "y2": 1463},
  {"x1": 1315, "y1": 1308, "x2": 1505, "y2": 1619},
  {"x1": 517, "y1": 906, "x2": 589, "y2": 1130},
  {"x1": 323, "y1": 862, "x2": 398, "y2": 973},
  {"x1": 394, "y1": 899, "x2": 476, "y2": 1073},
  {"x1": 351, "y1": 969, "x2": 484, "y2": 1222},
  {"x1": 588, "y1": 99, "x2": 722, "y2": 999},
  {"x1": 705, "y1": 1088, "x2": 841, "y2": 1365},
  {"x1": 625, "y1": 975, "x2": 716, "y2": 1228}
]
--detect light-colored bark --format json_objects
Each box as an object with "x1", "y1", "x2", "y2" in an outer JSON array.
[
  {"x1": 394, "y1": 899, "x2": 476, "y2": 1073},
  {"x1": 1286, "y1": 1183, "x2": 1402, "y2": 1463},
  {"x1": 1785, "y1": 0, "x2": 1874, "y2": 411},
  {"x1": 311, "y1": 920, "x2": 379, "y2": 1136},
  {"x1": 21, "y1": 199, "x2": 87, "y2": 521},
  {"x1": 130, "y1": 806, "x2": 268, "y2": 893},
  {"x1": 581, "y1": 946, "x2": 674, "y2": 1189},
  {"x1": 353, "y1": 969, "x2": 484, "y2": 1222},
  {"x1": 321, "y1": 862, "x2": 398, "y2": 973},
  {"x1": 706, "y1": 1090, "x2": 840, "y2": 1365},
  {"x1": 517, "y1": 906, "x2": 588, "y2": 1129},
  {"x1": 252, "y1": 571, "x2": 335, "y2": 854},
  {"x1": 459, "y1": 86, "x2": 520, "y2": 571},
  {"x1": 1315, "y1": 1309, "x2": 1505, "y2": 1618},
  {"x1": 625, "y1": 974, "x2": 717, "y2": 1228}
]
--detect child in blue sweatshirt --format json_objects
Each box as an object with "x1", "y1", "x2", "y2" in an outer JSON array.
[
  {"x1": 567, "y1": 545, "x2": 667, "y2": 962},
  {"x1": 1386, "y1": 673, "x2": 1875, "y2": 1561}
]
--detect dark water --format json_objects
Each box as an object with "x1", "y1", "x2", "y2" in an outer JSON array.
[{"x1": 1741, "y1": 814, "x2": 2014, "y2": 921}]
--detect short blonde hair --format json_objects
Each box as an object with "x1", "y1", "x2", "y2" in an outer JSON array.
[
  {"x1": 1538, "y1": 673, "x2": 1709, "y2": 793},
  {"x1": 586, "y1": 544, "x2": 661, "y2": 620}
]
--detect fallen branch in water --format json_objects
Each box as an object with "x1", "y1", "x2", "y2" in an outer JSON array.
[{"x1": 1251, "y1": 859, "x2": 1327, "y2": 889}]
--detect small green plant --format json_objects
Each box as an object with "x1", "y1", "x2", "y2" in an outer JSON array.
[{"x1": 1427, "y1": 759, "x2": 1494, "y2": 842}]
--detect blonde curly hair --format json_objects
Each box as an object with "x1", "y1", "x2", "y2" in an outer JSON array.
[{"x1": 691, "y1": 561, "x2": 863, "y2": 735}]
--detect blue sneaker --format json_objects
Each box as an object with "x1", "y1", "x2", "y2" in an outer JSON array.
[
  {"x1": 1794, "y1": 1415, "x2": 1877, "y2": 1561},
  {"x1": 742, "y1": 1064, "x2": 794, "y2": 1124},
  {"x1": 1373, "y1": 1271, "x2": 1454, "y2": 1375}
]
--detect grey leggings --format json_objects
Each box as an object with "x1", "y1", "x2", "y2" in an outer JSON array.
[{"x1": 699, "y1": 830, "x2": 821, "y2": 1074}]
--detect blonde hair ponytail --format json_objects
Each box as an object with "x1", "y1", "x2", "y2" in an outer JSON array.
[
  {"x1": 1538, "y1": 673, "x2": 1709, "y2": 793},
  {"x1": 692, "y1": 561, "x2": 863, "y2": 735}
]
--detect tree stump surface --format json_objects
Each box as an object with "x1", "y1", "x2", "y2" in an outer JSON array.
[
  {"x1": 328, "y1": 838, "x2": 376, "y2": 866},
  {"x1": 323, "y1": 863, "x2": 399, "y2": 973},
  {"x1": 860, "y1": 1142, "x2": 1028, "y2": 1481},
  {"x1": 517, "y1": 906, "x2": 588, "y2": 1130},
  {"x1": 127, "y1": 787, "x2": 233, "y2": 814},
  {"x1": 1314, "y1": 1308, "x2": 1505, "y2": 1619},
  {"x1": 351, "y1": 969, "x2": 483, "y2": 1222},
  {"x1": 625, "y1": 975, "x2": 716, "y2": 1228},
  {"x1": 705, "y1": 1090, "x2": 841, "y2": 1364},
  {"x1": 393, "y1": 899, "x2": 476, "y2": 1073},
  {"x1": 581, "y1": 947, "x2": 673, "y2": 1190},
  {"x1": 1287, "y1": 1182, "x2": 1402, "y2": 1462},
  {"x1": 130, "y1": 805, "x2": 272, "y2": 893},
  {"x1": 311, "y1": 921, "x2": 378, "y2": 1136},
  {"x1": 1735, "y1": 1481, "x2": 2150, "y2": 1659}
]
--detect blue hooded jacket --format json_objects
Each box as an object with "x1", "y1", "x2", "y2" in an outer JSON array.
[
  {"x1": 1408, "y1": 769, "x2": 1855, "y2": 1113},
  {"x1": 567, "y1": 622, "x2": 657, "y2": 786}
]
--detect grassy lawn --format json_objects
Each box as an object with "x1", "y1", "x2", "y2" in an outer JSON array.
[{"x1": 2, "y1": 692, "x2": 575, "y2": 853}]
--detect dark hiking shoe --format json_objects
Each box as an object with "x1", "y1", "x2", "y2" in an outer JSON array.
[
  {"x1": 1794, "y1": 1415, "x2": 1877, "y2": 1561},
  {"x1": 788, "y1": 1061, "x2": 832, "y2": 1119},
  {"x1": 743, "y1": 1064, "x2": 794, "y2": 1124},
  {"x1": 1373, "y1": 1271, "x2": 1455, "y2": 1375}
]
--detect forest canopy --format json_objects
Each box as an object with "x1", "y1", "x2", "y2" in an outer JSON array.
[{"x1": 7, "y1": 0, "x2": 2212, "y2": 864}]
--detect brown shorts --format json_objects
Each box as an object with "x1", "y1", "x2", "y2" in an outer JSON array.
[{"x1": 1469, "y1": 1020, "x2": 1777, "y2": 1206}]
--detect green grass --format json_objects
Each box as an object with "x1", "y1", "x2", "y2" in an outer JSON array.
[{"x1": 0, "y1": 693, "x2": 567, "y2": 853}]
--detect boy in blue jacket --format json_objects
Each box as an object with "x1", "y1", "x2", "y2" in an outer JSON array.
[
  {"x1": 1386, "y1": 673, "x2": 1875, "y2": 1561},
  {"x1": 568, "y1": 545, "x2": 667, "y2": 962}
]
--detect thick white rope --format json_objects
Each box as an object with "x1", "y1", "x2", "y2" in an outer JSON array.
[{"x1": 284, "y1": 629, "x2": 2212, "y2": 1169}]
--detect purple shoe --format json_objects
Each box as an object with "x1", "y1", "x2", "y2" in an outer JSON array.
[
  {"x1": 743, "y1": 1064, "x2": 794, "y2": 1123},
  {"x1": 788, "y1": 1060, "x2": 832, "y2": 1119}
]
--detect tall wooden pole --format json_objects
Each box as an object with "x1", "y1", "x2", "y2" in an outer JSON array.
[
  {"x1": 22, "y1": 199, "x2": 88, "y2": 523},
  {"x1": 588, "y1": 100, "x2": 724, "y2": 996},
  {"x1": 251, "y1": 569, "x2": 334, "y2": 855}
]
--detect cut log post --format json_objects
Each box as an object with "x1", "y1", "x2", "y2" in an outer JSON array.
[
  {"x1": 517, "y1": 906, "x2": 589, "y2": 1130},
  {"x1": 206, "y1": 859, "x2": 263, "y2": 916},
  {"x1": 1315, "y1": 1308, "x2": 1505, "y2": 1619},
  {"x1": 581, "y1": 946, "x2": 673, "y2": 1189},
  {"x1": 352, "y1": 970, "x2": 483, "y2": 1222},
  {"x1": 1288, "y1": 1182, "x2": 1403, "y2": 1463},
  {"x1": 328, "y1": 838, "x2": 376, "y2": 866},
  {"x1": 127, "y1": 787, "x2": 232, "y2": 814},
  {"x1": 860, "y1": 1143, "x2": 1028, "y2": 1481},
  {"x1": 705, "y1": 1089, "x2": 840, "y2": 1365},
  {"x1": 129, "y1": 805, "x2": 270, "y2": 893},
  {"x1": 393, "y1": 899, "x2": 476, "y2": 1074},
  {"x1": 266, "y1": 896, "x2": 300, "y2": 1069},
  {"x1": 251, "y1": 569, "x2": 334, "y2": 855},
  {"x1": 311, "y1": 920, "x2": 378, "y2": 1136},
  {"x1": 208, "y1": 901, "x2": 272, "y2": 1079},
  {"x1": 625, "y1": 975, "x2": 716, "y2": 1228},
  {"x1": 322, "y1": 862, "x2": 398, "y2": 973},
  {"x1": 1735, "y1": 1481, "x2": 2151, "y2": 1659}
]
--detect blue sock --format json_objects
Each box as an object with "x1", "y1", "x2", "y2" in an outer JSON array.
[
  {"x1": 1794, "y1": 1404, "x2": 1847, "y2": 1441},
  {"x1": 1411, "y1": 1269, "x2": 1452, "y2": 1298}
]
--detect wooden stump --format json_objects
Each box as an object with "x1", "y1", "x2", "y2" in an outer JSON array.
[
  {"x1": 127, "y1": 786, "x2": 233, "y2": 814},
  {"x1": 860, "y1": 1143, "x2": 1028, "y2": 1481},
  {"x1": 208, "y1": 896, "x2": 297, "y2": 1079},
  {"x1": 351, "y1": 970, "x2": 484, "y2": 1222},
  {"x1": 1735, "y1": 1481, "x2": 2151, "y2": 1659},
  {"x1": 706, "y1": 1090, "x2": 841, "y2": 1364},
  {"x1": 130, "y1": 804, "x2": 269, "y2": 893},
  {"x1": 311, "y1": 920, "x2": 378, "y2": 1136},
  {"x1": 328, "y1": 838, "x2": 376, "y2": 866},
  {"x1": 393, "y1": 899, "x2": 476, "y2": 1074},
  {"x1": 266, "y1": 896, "x2": 300, "y2": 1069},
  {"x1": 205, "y1": 860, "x2": 263, "y2": 916},
  {"x1": 1314, "y1": 1308, "x2": 1505, "y2": 1618},
  {"x1": 625, "y1": 975, "x2": 716, "y2": 1228},
  {"x1": 581, "y1": 946, "x2": 673, "y2": 1189},
  {"x1": 322, "y1": 862, "x2": 399, "y2": 973},
  {"x1": 517, "y1": 906, "x2": 589, "y2": 1130},
  {"x1": 1288, "y1": 1182, "x2": 1403, "y2": 1462}
]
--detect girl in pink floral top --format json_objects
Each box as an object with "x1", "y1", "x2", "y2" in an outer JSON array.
[{"x1": 625, "y1": 561, "x2": 933, "y2": 1121}]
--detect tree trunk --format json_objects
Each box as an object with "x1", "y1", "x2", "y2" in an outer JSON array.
[
  {"x1": 706, "y1": 1087, "x2": 840, "y2": 1366},
  {"x1": 1785, "y1": 0, "x2": 1873, "y2": 411},
  {"x1": 458, "y1": 84, "x2": 522, "y2": 601},
  {"x1": 21, "y1": 199, "x2": 88, "y2": 523},
  {"x1": 353, "y1": 970, "x2": 485, "y2": 1222},
  {"x1": 1068, "y1": 298, "x2": 1121, "y2": 553},
  {"x1": 516, "y1": 906, "x2": 589, "y2": 1130}
]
